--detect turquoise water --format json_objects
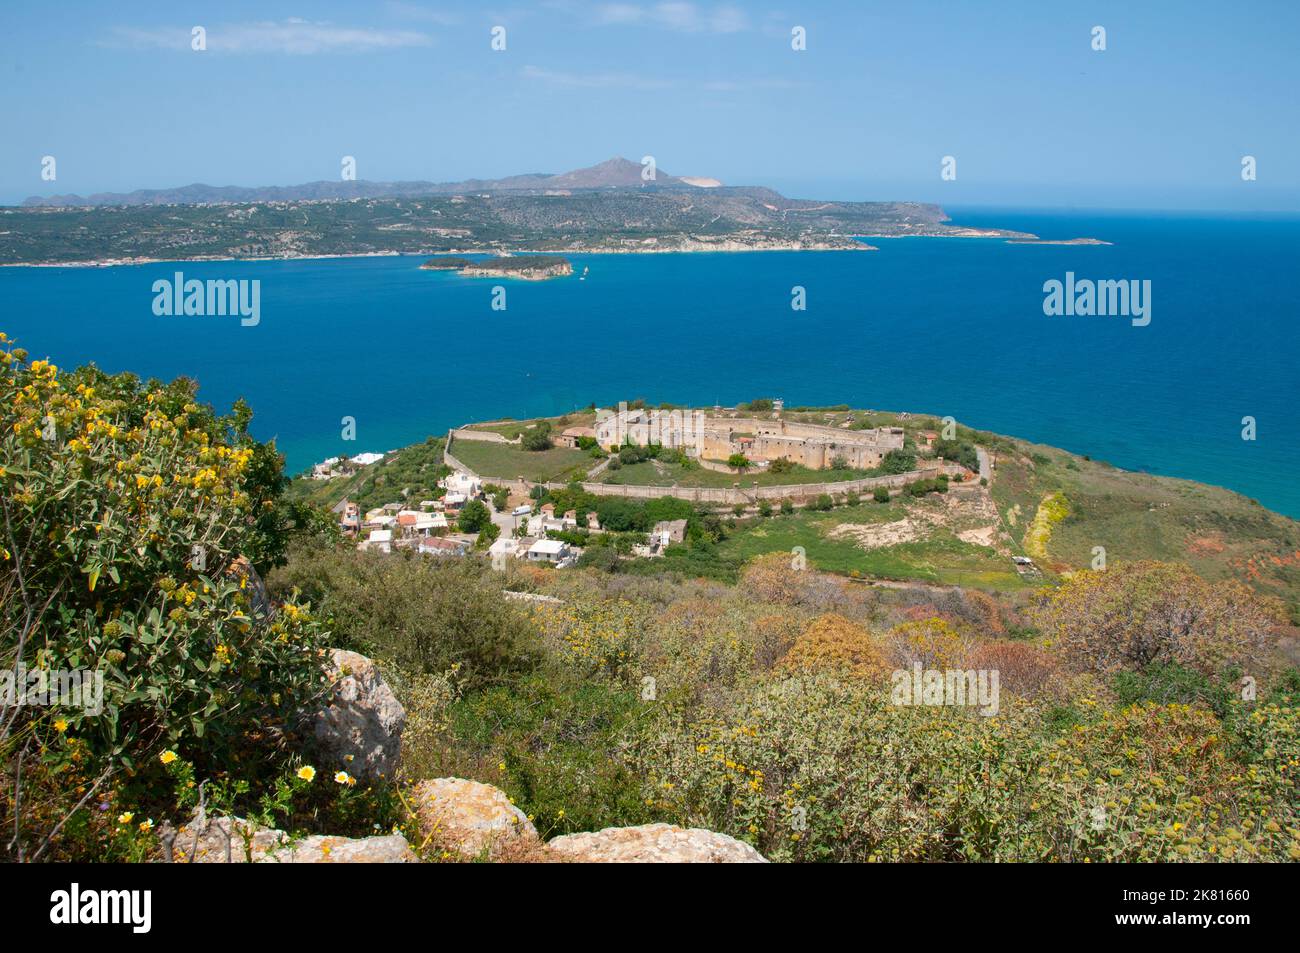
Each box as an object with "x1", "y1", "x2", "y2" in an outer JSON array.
[{"x1": 2, "y1": 209, "x2": 1297, "y2": 517}]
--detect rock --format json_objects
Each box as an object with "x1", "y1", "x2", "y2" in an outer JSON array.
[
  {"x1": 547, "y1": 823, "x2": 768, "y2": 863},
  {"x1": 162, "y1": 816, "x2": 416, "y2": 863},
  {"x1": 227, "y1": 555, "x2": 271, "y2": 620},
  {"x1": 163, "y1": 816, "x2": 287, "y2": 863},
  {"x1": 309, "y1": 649, "x2": 405, "y2": 780},
  {"x1": 266, "y1": 833, "x2": 417, "y2": 864},
  {"x1": 411, "y1": 778, "x2": 538, "y2": 859}
]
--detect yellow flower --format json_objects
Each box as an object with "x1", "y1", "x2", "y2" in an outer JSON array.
[
  {"x1": 139, "y1": 819, "x2": 154, "y2": 832},
  {"x1": 297, "y1": 766, "x2": 316, "y2": 782},
  {"x1": 160, "y1": 750, "x2": 178, "y2": 765},
  {"x1": 53, "y1": 718, "x2": 69, "y2": 732},
  {"x1": 118, "y1": 812, "x2": 134, "y2": 825}
]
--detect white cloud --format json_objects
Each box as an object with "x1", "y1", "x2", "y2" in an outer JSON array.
[
  {"x1": 592, "y1": 2, "x2": 749, "y2": 33},
  {"x1": 521, "y1": 65, "x2": 675, "y2": 90},
  {"x1": 522, "y1": 65, "x2": 800, "y2": 92},
  {"x1": 106, "y1": 19, "x2": 432, "y2": 55}
]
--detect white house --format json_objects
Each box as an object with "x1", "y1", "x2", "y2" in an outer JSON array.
[
  {"x1": 365, "y1": 529, "x2": 392, "y2": 554},
  {"x1": 527, "y1": 539, "x2": 571, "y2": 564},
  {"x1": 350, "y1": 452, "x2": 386, "y2": 467},
  {"x1": 488, "y1": 537, "x2": 520, "y2": 568},
  {"x1": 442, "y1": 471, "x2": 481, "y2": 497}
]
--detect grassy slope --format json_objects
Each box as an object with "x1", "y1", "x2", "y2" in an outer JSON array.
[
  {"x1": 985, "y1": 435, "x2": 1300, "y2": 617},
  {"x1": 450, "y1": 439, "x2": 593, "y2": 484},
  {"x1": 716, "y1": 502, "x2": 1032, "y2": 590}
]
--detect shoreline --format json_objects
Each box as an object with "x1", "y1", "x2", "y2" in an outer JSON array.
[{"x1": 0, "y1": 228, "x2": 1118, "y2": 269}]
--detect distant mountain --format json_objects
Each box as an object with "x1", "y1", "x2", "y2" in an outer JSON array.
[{"x1": 21, "y1": 157, "x2": 713, "y2": 208}]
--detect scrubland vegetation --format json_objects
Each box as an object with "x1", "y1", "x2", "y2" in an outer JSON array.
[{"x1": 4, "y1": 340, "x2": 1298, "y2": 862}]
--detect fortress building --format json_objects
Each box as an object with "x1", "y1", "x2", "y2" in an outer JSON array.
[{"x1": 595, "y1": 406, "x2": 904, "y2": 470}]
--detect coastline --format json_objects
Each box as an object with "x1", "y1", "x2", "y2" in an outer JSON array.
[{"x1": 0, "y1": 226, "x2": 1127, "y2": 268}]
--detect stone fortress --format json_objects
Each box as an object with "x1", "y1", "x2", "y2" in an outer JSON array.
[{"x1": 594, "y1": 402, "x2": 906, "y2": 470}]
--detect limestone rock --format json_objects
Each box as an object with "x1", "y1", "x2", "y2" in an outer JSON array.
[
  {"x1": 547, "y1": 823, "x2": 768, "y2": 863},
  {"x1": 164, "y1": 815, "x2": 288, "y2": 863},
  {"x1": 310, "y1": 649, "x2": 405, "y2": 780},
  {"x1": 266, "y1": 833, "x2": 416, "y2": 864},
  {"x1": 411, "y1": 778, "x2": 538, "y2": 858},
  {"x1": 162, "y1": 816, "x2": 416, "y2": 863}
]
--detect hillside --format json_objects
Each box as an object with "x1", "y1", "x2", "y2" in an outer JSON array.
[
  {"x1": 292, "y1": 405, "x2": 1300, "y2": 620},
  {"x1": 0, "y1": 159, "x2": 1035, "y2": 265}
]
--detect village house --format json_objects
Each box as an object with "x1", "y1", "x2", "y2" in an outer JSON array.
[
  {"x1": 362, "y1": 529, "x2": 392, "y2": 554},
  {"x1": 419, "y1": 536, "x2": 469, "y2": 557},
  {"x1": 441, "y1": 470, "x2": 481, "y2": 498},
  {"x1": 333, "y1": 498, "x2": 360, "y2": 535},
  {"x1": 527, "y1": 539, "x2": 576, "y2": 566},
  {"x1": 555, "y1": 425, "x2": 597, "y2": 449},
  {"x1": 652, "y1": 519, "x2": 688, "y2": 546},
  {"x1": 488, "y1": 536, "x2": 520, "y2": 566},
  {"x1": 311, "y1": 456, "x2": 342, "y2": 479}
]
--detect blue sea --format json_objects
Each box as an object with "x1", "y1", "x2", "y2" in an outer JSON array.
[{"x1": 2, "y1": 209, "x2": 1297, "y2": 518}]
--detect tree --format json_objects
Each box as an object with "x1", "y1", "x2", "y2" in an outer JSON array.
[
  {"x1": 727, "y1": 453, "x2": 750, "y2": 471},
  {"x1": 1031, "y1": 561, "x2": 1284, "y2": 676},
  {"x1": 881, "y1": 449, "x2": 918, "y2": 474},
  {"x1": 458, "y1": 498, "x2": 492, "y2": 533},
  {"x1": 521, "y1": 422, "x2": 553, "y2": 451}
]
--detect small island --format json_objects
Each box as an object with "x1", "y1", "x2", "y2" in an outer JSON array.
[
  {"x1": 1006, "y1": 237, "x2": 1112, "y2": 246},
  {"x1": 420, "y1": 255, "x2": 574, "y2": 280}
]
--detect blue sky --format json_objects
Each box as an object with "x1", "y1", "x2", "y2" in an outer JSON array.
[{"x1": 2, "y1": 0, "x2": 1297, "y2": 209}]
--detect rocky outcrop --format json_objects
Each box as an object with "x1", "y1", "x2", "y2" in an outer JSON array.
[
  {"x1": 547, "y1": 823, "x2": 768, "y2": 863},
  {"x1": 162, "y1": 815, "x2": 416, "y2": 863},
  {"x1": 411, "y1": 778, "x2": 539, "y2": 859},
  {"x1": 308, "y1": 649, "x2": 405, "y2": 780},
  {"x1": 227, "y1": 555, "x2": 271, "y2": 619}
]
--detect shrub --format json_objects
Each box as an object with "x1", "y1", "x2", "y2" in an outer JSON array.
[
  {"x1": 267, "y1": 546, "x2": 539, "y2": 688},
  {"x1": 964, "y1": 639, "x2": 1060, "y2": 699},
  {"x1": 520, "y1": 422, "x2": 553, "y2": 451},
  {"x1": 873, "y1": 487, "x2": 890, "y2": 503},
  {"x1": 0, "y1": 339, "x2": 329, "y2": 859},
  {"x1": 780, "y1": 614, "x2": 890, "y2": 681},
  {"x1": 780, "y1": 499, "x2": 795, "y2": 515},
  {"x1": 1031, "y1": 561, "x2": 1283, "y2": 677},
  {"x1": 881, "y1": 449, "x2": 918, "y2": 474},
  {"x1": 886, "y1": 618, "x2": 967, "y2": 669}
]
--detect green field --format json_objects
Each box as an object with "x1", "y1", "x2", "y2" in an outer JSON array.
[
  {"x1": 600, "y1": 458, "x2": 878, "y2": 489},
  {"x1": 715, "y1": 504, "x2": 1032, "y2": 591},
  {"x1": 451, "y1": 438, "x2": 593, "y2": 483}
]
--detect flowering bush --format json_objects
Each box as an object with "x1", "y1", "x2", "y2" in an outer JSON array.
[
  {"x1": 1, "y1": 335, "x2": 328, "y2": 858},
  {"x1": 1031, "y1": 561, "x2": 1284, "y2": 676},
  {"x1": 630, "y1": 675, "x2": 1300, "y2": 862},
  {"x1": 779, "y1": 613, "x2": 889, "y2": 681}
]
